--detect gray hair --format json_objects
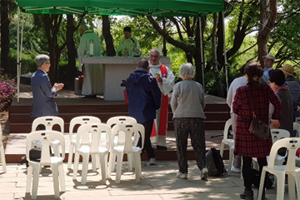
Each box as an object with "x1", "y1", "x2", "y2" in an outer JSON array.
[
  {"x1": 149, "y1": 49, "x2": 161, "y2": 57},
  {"x1": 179, "y1": 63, "x2": 195, "y2": 79},
  {"x1": 35, "y1": 54, "x2": 50, "y2": 68}
]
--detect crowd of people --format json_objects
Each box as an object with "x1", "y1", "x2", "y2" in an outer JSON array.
[{"x1": 31, "y1": 23, "x2": 300, "y2": 200}]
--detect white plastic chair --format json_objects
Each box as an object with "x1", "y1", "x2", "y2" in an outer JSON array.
[
  {"x1": 67, "y1": 116, "x2": 101, "y2": 169},
  {"x1": 26, "y1": 130, "x2": 65, "y2": 199},
  {"x1": 72, "y1": 123, "x2": 110, "y2": 184},
  {"x1": 258, "y1": 138, "x2": 300, "y2": 200},
  {"x1": 31, "y1": 116, "x2": 64, "y2": 156},
  {"x1": 220, "y1": 119, "x2": 234, "y2": 173},
  {"x1": 108, "y1": 123, "x2": 144, "y2": 184},
  {"x1": 294, "y1": 123, "x2": 300, "y2": 137},
  {"x1": 0, "y1": 124, "x2": 6, "y2": 173},
  {"x1": 106, "y1": 116, "x2": 138, "y2": 172},
  {"x1": 271, "y1": 129, "x2": 290, "y2": 143},
  {"x1": 295, "y1": 117, "x2": 300, "y2": 124}
]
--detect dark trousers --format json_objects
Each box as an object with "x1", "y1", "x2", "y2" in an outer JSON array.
[
  {"x1": 174, "y1": 118, "x2": 206, "y2": 174},
  {"x1": 243, "y1": 156, "x2": 268, "y2": 189},
  {"x1": 138, "y1": 120, "x2": 155, "y2": 159}
]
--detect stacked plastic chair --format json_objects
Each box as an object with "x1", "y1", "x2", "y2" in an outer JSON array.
[
  {"x1": 72, "y1": 123, "x2": 111, "y2": 184},
  {"x1": 26, "y1": 130, "x2": 65, "y2": 199}
]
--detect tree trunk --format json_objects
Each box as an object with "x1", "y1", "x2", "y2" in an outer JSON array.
[
  {"x1": 1, "y1": 0, "x2": 10, "y2": 75},
  {"x1": 257, "y1": 0, "x2": 277, "y2": 67},
  {"x1": 102, "y1": 15, "x2": 116, "y2": 56},
  {"x1": 66, "y1": 14, "x2": 77, "y2": 89}
]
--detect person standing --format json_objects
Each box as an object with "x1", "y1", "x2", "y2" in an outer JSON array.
[
  {"x1": 226, "y1": 64, "x2": 248, "y2": 173},
  {"x1": 171, "y1": 63, "x2": 208, "y2": 180},
  {"x1": 148, "y1": 49, "x2": 175, "y2": 150},
  {"x1": 77, "y1": 24, "x2": 103, "y2": 97},
  {"x1": 233, "y1": 62, "x2": 281, "y2": 200},
  {"x1": 280, "y1": 64, "x2": 300, "y2": 121},
  {"x1": 268, "y1": 69, "x2": 293, "y2": 136},
  {"x1": 126, "y1": 59, "x2": 161, "y2": 165},
  {"x1": 31, "y1": 54, "x2": 64, "y2": 118},
  {"x1": 117, "y1": 26, "x2": 140, "y2": 57},
  {"x1": 262, "y1": 54, "x2": 275, "y2": 82}
]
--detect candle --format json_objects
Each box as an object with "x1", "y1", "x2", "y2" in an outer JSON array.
[{"x1": 89, "y1": 41, "x2": 94, "y2": 56}]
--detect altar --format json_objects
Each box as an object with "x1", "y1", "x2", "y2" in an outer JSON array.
[{"x1": 80, "y1": 57, "x2": 170, "y2": 101}]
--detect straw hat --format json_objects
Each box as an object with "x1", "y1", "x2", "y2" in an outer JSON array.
[
  {"x1": 280, "y1": 64, "x2": 296, "y2": 77},
  {"x1": 263, "y1": 54, "x2": 276, "y2": 61}
]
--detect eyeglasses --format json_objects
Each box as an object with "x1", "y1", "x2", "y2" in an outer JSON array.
[
  {"x1": 45, "y1": 61, "x2": 50, "y2": 64},
  {"x1": 150, "y1": 55, "x2": 159, "y2": 58}
]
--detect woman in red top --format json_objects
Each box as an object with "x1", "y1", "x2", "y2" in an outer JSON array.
[{"x1": 233, "y1": 62, "x2": 281, "y2": 200}]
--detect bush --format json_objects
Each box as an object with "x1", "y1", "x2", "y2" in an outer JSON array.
[{"x1": 0, "y1": 71, "x2": 16, "y2": 111}]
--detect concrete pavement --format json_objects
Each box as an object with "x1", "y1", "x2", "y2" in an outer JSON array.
[{"x1": 0, "y1": 160, "x2": 285, "y2": 200}]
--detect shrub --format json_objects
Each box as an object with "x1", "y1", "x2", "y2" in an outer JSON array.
[{"x1": 0, "y1": 72, "x2": 16, "y2": 111}]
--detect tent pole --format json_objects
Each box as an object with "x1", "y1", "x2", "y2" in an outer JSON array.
[
  {"x1": 222, "y1": 12, "x2": 229, "y2": 93},
  {"x1": 17, "y1": 8, "x2": 20, "y2": 103},
  {"x1": 198, "y1": 16, "x2": 205, "y2": 93}
]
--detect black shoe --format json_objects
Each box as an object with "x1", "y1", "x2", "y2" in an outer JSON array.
[
  {"x1": 84, "y1": 95, "x2": 97, "y2": 98},
  {"x1": 156, "y1": 145, "x2": 167, "y2": 150},
  {"x1": 240, "y1": 188, "x2": 253, "y2": 200}
]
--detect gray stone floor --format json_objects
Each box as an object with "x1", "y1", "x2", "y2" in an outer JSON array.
[{"x1": 0, "y1": 160, "x2": 287, "y2": 200}]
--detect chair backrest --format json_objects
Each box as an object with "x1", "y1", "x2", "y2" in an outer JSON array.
[
  {"x1": 75, "y1": 123, "x2": 111, "y2": 153},
  {"x1": 223, "y1": 118, "x2": 232, "y2": 140},
  {"x1": 26, "y1": 130, "x2": 65, "y2": 165},
  {"x1": 295, "y1": 117, "x2": 300, "y2": 124},
  {"x1": 32, "y1": 116, "x2": 64, "y2": 133},
  {"x1": 106, "y1": 116, "x2": 137, "y2": 127},
  {"x1": 294, "y1": 122, "x2": 300, "y2": 137},
  {"x1": 270, "y1": 129, "x2": 290, "y2": 143},
  {"x1": 268, "y1": 138, "x2": 300, "y2": 171},
  {"x1": 111, "y1": 123, "x2": 145, "y2": 152},
  {"x1": 69, "y1": 116, "x2": 101, "y2": 139}
]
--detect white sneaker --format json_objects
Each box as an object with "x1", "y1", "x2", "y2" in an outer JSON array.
[
  {"x1": 176, "y1": 172, "x2": 187, "y2": 179},
  {"x1": 231, "y1": 166, "x2": 241, "y2": 173},
  {"x1": 201, "y1": 168, "x2": 208, "y2": 180},
  {"x1": 149, "y1": 158, "x2": 156, "y2": 165}
]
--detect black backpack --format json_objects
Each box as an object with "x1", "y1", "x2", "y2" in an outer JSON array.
[{"x1": 205, "y1": 147, "x2": 227, "y2": 176}]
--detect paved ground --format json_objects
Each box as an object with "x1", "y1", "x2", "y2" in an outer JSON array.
[{"x1": 0, "y1": 160, "x2": 286, "y2": 200}]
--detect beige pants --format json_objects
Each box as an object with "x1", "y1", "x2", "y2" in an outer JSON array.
[{"x1": 231, "y1": 113, "x2": 241, "y2": 168}]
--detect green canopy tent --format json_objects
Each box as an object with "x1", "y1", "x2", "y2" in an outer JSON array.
[{"x1": 16, "y1": 0, "x2": 225, "y2": 101}]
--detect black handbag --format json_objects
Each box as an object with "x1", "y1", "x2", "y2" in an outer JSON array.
[
  {"x1": 248, "y1": 113, "x2": 270, "y2": 140},
  {"x1": 248, "y1": 90, "x2": 270, "y2": 140}
]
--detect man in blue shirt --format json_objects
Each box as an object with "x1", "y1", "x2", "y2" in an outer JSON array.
[{"x1": 262, "y1": 54, "x2": 275, "y2": 82}]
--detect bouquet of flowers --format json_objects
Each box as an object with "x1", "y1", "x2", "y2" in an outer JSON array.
[{"x1": 0, "y1": 73, "x2": 16, "y2": 112}]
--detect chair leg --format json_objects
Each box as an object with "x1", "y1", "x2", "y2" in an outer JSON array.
[
  {"x1": 115, "y1": 153, "x2": 124, "y2": 184},
  {"x1": 51, "y1": 164, "x2": 60, "y2": 198},
  {"x1": 127, "y1": 154, "x2": 133, "y2": 171},
  {"x1": 258, "y1": 169, "x2": 266, "y2": 200},
  {"x1": 295, "y1": 173, "x2": 300, "y2": 200},
  {"x1": 0, "y1": 146, "x2": 6, "y2": 173},
  {"x1": 99, "y1": 153, "x2": 107, "y2": 184},
  {"x1": 133, "y1": 153, "x2": 141, "y2": 183},
  {"x1": 81, "y1": 154, "x2": 89, "y2": 184},
  {"x1": 72, "y1": 152, "x2": 80, "y2": 180},
  {"x1": 67, "y1": 144, "x2": 74, "y2": 169},
  {"x1": 26, "y1": 165, "x2": 33, "y2": 193},
  {"x1": 31, "y1": 164, "x2": 40, "y2": 199},
  {"x1": 91, "y1": 154, "x2": 97, "y2": 172},
  {"x1": 228, "y1": 147, "x2": 233, "y2": 174},
  {"x1": 276, "y1": 173, "x2": 286, "y2": 200},
  {"x1": 59, "y1": 164, "x2": 66, "y2": 192},
  {"x1": 288, "y1": 174, "x2": 296, "y2": 200},
  {"x1": 108, "y1": 152, "x2": 114, "y2": 178},
  {"x1": 220, "y1": 142, "x2": 225, "y2": 157}
]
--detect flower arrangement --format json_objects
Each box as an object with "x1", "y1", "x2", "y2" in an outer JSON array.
[{"x1": 0, "y1": 72, "x2": 16, "y2": 112}]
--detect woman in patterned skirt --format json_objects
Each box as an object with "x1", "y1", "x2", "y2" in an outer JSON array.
[
  {"x1": 233, "y1": 62, "x2": 281, "y2": 200},
  {"x1": 170, "y1": 63, "x2": 207, "y2": 180}
]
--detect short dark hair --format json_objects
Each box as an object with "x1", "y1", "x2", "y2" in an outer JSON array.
[
  {"x1": 244, "y1": 62, "x2": 263, "y2": 84},
  {"x1": 269, "y1": 69, "x2": 286, "y2": 86},
  {"x1": 123, "y1": 26, "x2": 131, "y2": 33},
  {"x1": 138, "y1": 58, "x2": 149, "y2": 69}
]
